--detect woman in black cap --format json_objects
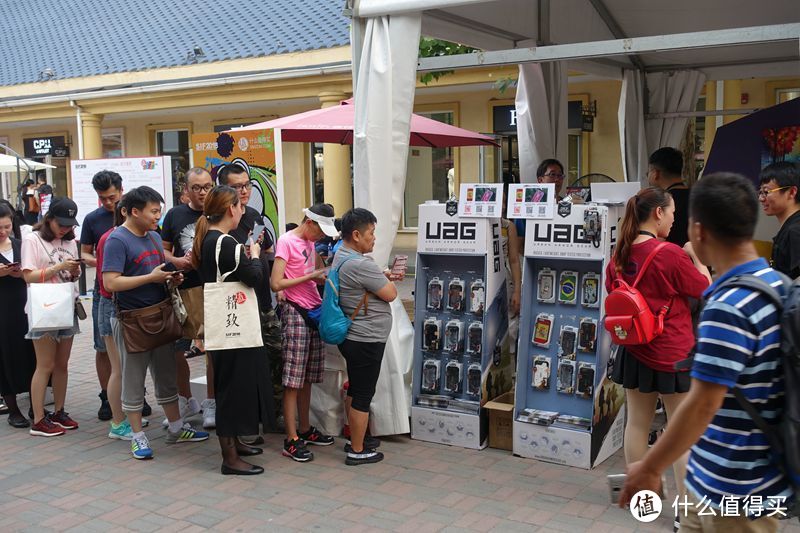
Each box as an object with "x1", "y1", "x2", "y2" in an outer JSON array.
[{"x1": 20, "y1": 197, "x2": 82, "y2": 437}]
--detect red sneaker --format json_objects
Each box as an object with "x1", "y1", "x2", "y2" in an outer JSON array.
[
  {"x1": 49, "y1": 410, "x2": 79, "y2": 430},
  {"x1": 29, "y1": 416, "x2": 65, "y2": 437}
]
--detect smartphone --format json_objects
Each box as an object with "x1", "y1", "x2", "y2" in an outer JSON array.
[
  {"x1": 171, "y1": 270, "x2": 185, "y2": 275},
  {"x1": 532, "y1": 313, "x2": 554, "y2": 347},
  {"x1": 607, "y1": 474, "x2": 626, "y2": 505},
  {"x1": 559, "y1": 326, "x2": 578, "y2": 359},
  {"x1": 4, "y1": 262, "x2": 20, "y2": 268},
  {"x1": 579, "y1": 319, "x2": 597, "y2": 352},
  {"x1": 391, "y1": 255, "x2": 408, "y2": 277},
  {"x1": 467, "y1": 364, "x2": 482, "y2": 396}
]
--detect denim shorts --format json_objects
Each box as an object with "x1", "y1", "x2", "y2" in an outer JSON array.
[
  {"x1": 97, "y1": 296, "x2": 115, "y2": 337},
  {"x1": 26, "y1": 314, "x2": 80, "y2": 341},
  {"x1": 92, "y1": 292, "x2": 106, "y2": 352}
]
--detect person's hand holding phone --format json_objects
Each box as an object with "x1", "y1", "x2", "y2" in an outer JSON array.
[
  {"x1": 310, "y1": 268, "x2": 327, "y2": 283},
  {"x1": 149, "y1": 263, "x2": 175, "y2": 284},
  {"x1": 0, "y1": 263, "x2": 17, "y2": 278},
  {"x1": 249, "y1": 242, "x2": 261, "y2": 260}
]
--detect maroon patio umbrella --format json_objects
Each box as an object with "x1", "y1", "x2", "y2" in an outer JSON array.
[{"x1": 229, "y1": 99, "x2": 498, "y2": 148}]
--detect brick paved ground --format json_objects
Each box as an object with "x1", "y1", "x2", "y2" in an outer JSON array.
[{"x1": 2, "y1": 296, "x2": 799, "y2": 532}]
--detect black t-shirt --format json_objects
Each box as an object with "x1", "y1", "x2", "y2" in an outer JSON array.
[
  {"x1": 161, "y1": 203, "x2": 204, "y2": 288},
  {"x1": 772, "y1": 210, "x2": 800, "y2": 279},
  {"x1": 229, "y1": 206, "x2": 273, "y2": 311},
  {"x1": 199, "y1": 230, "x2": 268, "y2": 311},
  {"x1": 80, "y1": 207, "x2": 114, "y2": 249},
  {"x1": 666, "y1": 186, "x2": 690, "y2": 248}
]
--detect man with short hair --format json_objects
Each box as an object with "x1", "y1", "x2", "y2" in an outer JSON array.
[
  {"x1": 759, "y1": 161, "x2": 800, "y2": 279},
  {"x1": 332, "y1": 208, "x2": 401, "y2": 465},
  {"x1": 79, "y1": 170, "x2": 139, "y2": 420},
  {"x1": 619, "y1": 173, "x2": 793, "y2": 532},
  {"x1": 648, "y1": 147, "x2": 690, "y2": 247},
  {"x1": 515, "y1": 158, "x2": 565, "y2": 243},
  {"x1": 161, "y1": 168, "x2": 212, "y2": 427},
  {"x1": 35, "y1": 173, "x2": 52, "y2": 221},
  {"x1": 103, "y1": 186, "x2": 209, "y2": 460},
  {"x1": 270, "y1": 203, "x2": 337, "y2": 461}
]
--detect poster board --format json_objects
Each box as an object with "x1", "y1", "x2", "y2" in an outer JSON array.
[
  {"x1": 506, "y1": 183, "x2": 556, "y2": 219},
  {"x1": 192, "y1": 129, "x2": 279, "y2": 246},
  {"x1": 70, "y1": 156, "x2": 172, "y2": 229},
  {"x1": 458, "y1": 183, "x2": 504, "y2": 218}
]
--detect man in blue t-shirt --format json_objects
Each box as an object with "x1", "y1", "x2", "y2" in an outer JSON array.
[
  {"x1": 620, "y1": 173, "x2": 793, "y2": 531},
  {"x1": 79, "y1": 170, "x2": 126, "y2": 422},
  {"x1": 103, "y1": 186, "x2": 208, "y2": 460}
]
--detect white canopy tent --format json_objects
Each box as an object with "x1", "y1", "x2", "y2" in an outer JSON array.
[{"x1": 345, "y1": 0, "x2": 799, "y2": 432}]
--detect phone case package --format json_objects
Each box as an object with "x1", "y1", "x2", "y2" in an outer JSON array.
[
  {"x1": 537, "y1": 268, "x2": 556, "y2": 304},
  {"x1": 556, "y1": 358, "x2": 576, "y2": 394},
  {"x1": 447, "y1": 278, "x2": 465, "y2": 311},
  {"x1": 467, "y1": 363, "x2": 482, "y2": 396},
  {"x1": 558, "y1": 270, "x2": 578, "y2": 305},
  {"x1": 531, "y1": 355, "x2": 551, "y2": 390},
  {"x1": 427, "y1": 277, "x2": 443, "y2": 310},
  {"x1": 422, "y1": 318, "x2": 442, "y2": 351},
  {"x1": 576, "y1": 362, "x2": 596, "y2": 399},
  {"x1": 558, "y1": 325, "x2": 578, "y2": 360},
  {"x1": 444, "y1": 360, "x2": 463, "y2": 393},
  {"x1": 467, "y1": 321, "x2": 483, "y2": 354},
  {"x1": 445, "y1": 320, "x2": 464, "y2": 353},
  {"x1": 580, "y1": 272, "x2": 600, "y2": 308},
  {"x1": 421, "y1": 359, "x2": 441, "y2": 392},
  {"x1": 470, "y1": 279, "x2": 485, "y2": 315},
  {"x1": 531, "y1": 312, "x2": 554, "y2": 348},
  {"x1": 578, "y1": 318, "x2": 598, "y2": 352}
]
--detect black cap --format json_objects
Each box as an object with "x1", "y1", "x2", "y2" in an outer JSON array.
[{"x1": 49, "y1": 197, "x2": 79, "y2": 227}]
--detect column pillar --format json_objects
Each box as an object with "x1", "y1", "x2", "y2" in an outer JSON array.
[
  {"x1": 81, "y1": 112, "x2": 104, "y2": 159},
  {"x1": 319, "y1": 92, "x2": 352, "y2": 214}
]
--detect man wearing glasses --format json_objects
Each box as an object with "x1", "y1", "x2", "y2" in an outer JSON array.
[
  {"x1": 759, "y1": 161, "x2": 800, "y2": 278},
  {"x1": 514, "y1": 159, "x2": 566, "y2": 245},
  {"x1": 161, "y1": 167, "x2": 214, "y2": 425}
]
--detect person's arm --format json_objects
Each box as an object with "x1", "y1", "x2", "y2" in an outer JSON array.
[
  {"x1": 163, "y1": 241, "x2": 193, "y2": 270},
  {"x1": 103, "y1": 265, "x2": 173, "y2": 292},
  {"x1": 374, "y1": 282, "x2": 397, "y2": 302},
  {"x1": 219, "y1": 238, "x2": 262, "y2": 288},
  {"x1": 507, "y1": 221, "x2": 522, "y2": 314},
  {"x1": 80, "y1": 243, "x2": 97, "y2": 267},
  {"x1": 618, "y1": 379, "x2": 728, "y2": 506},
  {"x1": 269, "y1": 257, "x2": 325, "y2": 292},
  {"x1": 682, "y1": 242, "x2": 712, "y2": 284}
]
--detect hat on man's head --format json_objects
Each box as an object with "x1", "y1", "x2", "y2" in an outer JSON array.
[
  {"x1": 49, "y1": 197, "x2": 79, "y2": 227},
  {"x1": 303, "y1": 203, "x2": 338, "y2": 238}
]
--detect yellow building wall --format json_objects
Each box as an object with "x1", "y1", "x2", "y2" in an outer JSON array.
[{"x1": 568, "y1": 80, "x2": 624, "y2": 180}]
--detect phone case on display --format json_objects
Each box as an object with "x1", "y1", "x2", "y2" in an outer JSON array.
[
  {"x1": 421, "y1": 359, "x2": 441, "y2": 392},
  {"x1": 531, "y1": 355, "x2": 551, "y2": 390},
  {"x1": 444, "y1": 360, "x2": 463, "y2": 393},
  {"x1": 445, "y1": 320, "x2": 464, "y2": 353},
  {"x1": 581, "y1": 272, "x2": 600, "y2": 308},
  {"x1": 427, "y1": 277, "x2": 443, "y2": 310},
  {"x1": 557, "y1": 359, "x2": 576, "y2": 394},
  {"x1": 558, "y1": 326, "x2": 578, "y2": 360},
  {"x1": 467, "y1": 363, "x2": 482, "y2": 396},
  {"x1": 532, "y1": 313, "x2": 554, "y2": 348},
  {"x1": 558, "y1": 270, "x2": 578, "y2": 305},
  {"x1": 470, "y1": 279, "x2": 485, "y2": 315},
  {"x1": 576, "y1": 362, "x2": 596, "y2": 399},
  {"x1": 578, "y1": 318, "x2": 598, "y2": 352},
  {"x1": 422, "y1": 318, "x2": 442, "y2": 351},
  {"x1": 391, "y1": 255, "x2": 408, "y2": 276},
  {"x1": 467, "y1": 321, "x2": 483, "y2": 354},
  {"x1": 447, "y1": 278, "x2": 465, "y2": 311},
  {"x1": 537, "y1": 268, "x2": 556, "y2": 304}
]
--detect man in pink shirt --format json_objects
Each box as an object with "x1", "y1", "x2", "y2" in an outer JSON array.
[{"x1": 271, "y1": 203, "x2": 338, "y2": 461}]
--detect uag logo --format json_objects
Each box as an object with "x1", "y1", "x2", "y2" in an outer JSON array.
[
  {"x1": 425, "y1": 222, "x2": 476, "y2": 241},
  {"x1": 532, "y1": 223, "x2": 591, "y2": 244}
]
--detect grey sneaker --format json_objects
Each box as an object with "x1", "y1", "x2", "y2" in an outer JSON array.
[{"x1": 165, "y1": 423, "x2": 209, "y2": 444}]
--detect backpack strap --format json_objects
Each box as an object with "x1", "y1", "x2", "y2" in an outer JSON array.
[
  {"x1": 335, "y1": 253, "x2": 368, "y2": 318},
  {"x1": 631, "y1": 242, "x2": 669, "y2": 288}
]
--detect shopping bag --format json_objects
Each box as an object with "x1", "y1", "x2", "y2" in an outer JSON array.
[
  {"x1": 27, "y1": 282, "x2": 74, "y2": 331},
  {"x1": 203, "y1": 234, "x2": 263, "y2": 351},
  {"x1": 179, "y1": 286, "x2": 205, "y2": 339}
]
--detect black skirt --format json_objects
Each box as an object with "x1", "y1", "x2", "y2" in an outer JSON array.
[
  {"x1": 211, "y1": 345, "x2": 276, "y2": 437},
  {"x1": 611, "y1": 346, "x2": 690, "y2": 394},
  {"x1": 0, "y1": 275, "x2": 36, "y2": 396}
]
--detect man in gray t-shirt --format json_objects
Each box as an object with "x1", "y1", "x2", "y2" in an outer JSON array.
[{"x1": 330, "y1": 208, "x2": 401, "y2": 466}]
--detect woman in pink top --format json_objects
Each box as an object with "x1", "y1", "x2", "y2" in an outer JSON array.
[{"x1": 21, "y1": 197, "x2": 82, "y2": 437}]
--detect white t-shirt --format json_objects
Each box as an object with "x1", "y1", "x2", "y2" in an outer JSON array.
[{"x1": 20, "y1": 231, "x2": 79, "y2": 298}]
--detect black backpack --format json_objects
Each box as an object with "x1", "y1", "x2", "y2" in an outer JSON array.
[{"x1": 714, "y1": 274, "x2": 800, "y2": 518}]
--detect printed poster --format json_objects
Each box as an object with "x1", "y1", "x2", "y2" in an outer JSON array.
[
  {"x1": 458, "y1": 183, "x2": 503, "y2": 218},
  {"x1": 506, "y1": 183, "x2": 555, "y2": 220}
]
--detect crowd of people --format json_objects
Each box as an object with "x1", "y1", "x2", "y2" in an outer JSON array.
[{"x1": 0, "y1": 153, "x2": 796, "y2": 525}]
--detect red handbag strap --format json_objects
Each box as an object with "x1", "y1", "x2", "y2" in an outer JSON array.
[{"x1": 632, "y1": 242, "x2": 668, "y2": 288}]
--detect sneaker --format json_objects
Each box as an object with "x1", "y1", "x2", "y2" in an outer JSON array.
[
  {"x1": 29, "y1": 416, "x2": 65, "y2": 437},
  {"x1": 298, "y1": 425, "x2": 334, "y2": 446},
  {"x1": 201, "y1": 399, "x2": 216, "y2": 429},
  {"x1": 108, "y1": 420, "x2": 134, "y2": 441},
  {"x1": 162, "y1": 396, "x2": 202, "y2": 427},
  {"x1": 49, "y1": 409, "x2": 79, "y2": 430},
  {"x1": 345, "y1": 435, "x2": 380, "y2": 450},
  {"x1": 97, "y1": 391, "x2": 112, "y2": 421},
  {"x1": 142, "y1": 397, "x2": 152, "y2": 417},
  {"x1": 131, "y1": 433, "x2": 153, "y2": 460},
  {"x1": 345, "y1": 447, "x2": 384, "y2": 466},
  {"x1": 165, "y1": 423, "x2": 209, "y2": 444},
  {"x1": 283, "y1": 438, "x2": 314, "y2": 462}
]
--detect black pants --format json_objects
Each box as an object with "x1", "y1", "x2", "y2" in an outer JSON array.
[{"x1": 338, "y1": 339, "x2": 385, "y2": 413}]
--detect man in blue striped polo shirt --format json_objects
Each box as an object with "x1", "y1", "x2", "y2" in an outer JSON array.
[{"x1": 620, "y1": 173, "x2": 793, "y2": 532}]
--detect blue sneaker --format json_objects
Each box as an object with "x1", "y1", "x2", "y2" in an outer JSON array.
[
  {"x1": 108, "y1": 420, "x2": 133, "y2": 441},
  {"x1": 165, "y1": 423, "x2": 209, "y2": 444},
  {"x1": 131, "y1": 433, "x2": 153, "y2": 460}
]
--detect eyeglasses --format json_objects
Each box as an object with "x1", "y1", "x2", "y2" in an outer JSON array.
[
  {"x1": 544, "y1": 172, "x2": 564, "y2": 179},
  {"x1": 190, "y1": 184, "x2": 213, "y2": 193},
  {"x1": 758, "y1": 185, "x2": 791, "y2": 198},
  {"x1": 230, "y1": 183, "x2": 252, "y2": 192}
]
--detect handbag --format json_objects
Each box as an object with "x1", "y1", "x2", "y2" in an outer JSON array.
[
  {"x1": 28, "y1": 282, "x2": 74, "y2": 331},
  {"x1": 203, "y1": 234, "x2": 263, "y2": 351},
  {"x1": 115, "y1": 231, "x2": 183, "y2": 353},
  {"x1": 170, "y1": 284, "x2": 188, "y2": 325},
  {"x1": 260, "y1": 308, "x2": 282, "y2": 352},
  {"x1": 179, "y1": 286, "x2": 205, "y2": 339}
]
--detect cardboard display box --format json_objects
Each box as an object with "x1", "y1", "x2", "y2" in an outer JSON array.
[{"x1": 484, "y1": 392, "x2": 514, "y2": 450}]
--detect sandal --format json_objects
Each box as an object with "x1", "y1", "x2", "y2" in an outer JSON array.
[{"x1": 184, "y1": 346, "x2": 205, "y2": 359}]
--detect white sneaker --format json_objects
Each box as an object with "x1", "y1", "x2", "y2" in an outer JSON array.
[{"x1": 201, "y1": 399, "x2": 216, "y2": 429}]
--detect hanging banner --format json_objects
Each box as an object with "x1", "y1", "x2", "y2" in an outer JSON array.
[
  {"x1": 192, "y1": 129, "x2": 278, "y2": 247},
  {"x1": 458, "y1": 183, "x2": 503, "y2": 218},
  {"x1": 506, "y1": 183, "x2": 555, "y2": 220}
]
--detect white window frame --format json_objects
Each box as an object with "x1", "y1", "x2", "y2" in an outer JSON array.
[{"x1": 102, "y1": 127, "x2": 126, "y2": 158}]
